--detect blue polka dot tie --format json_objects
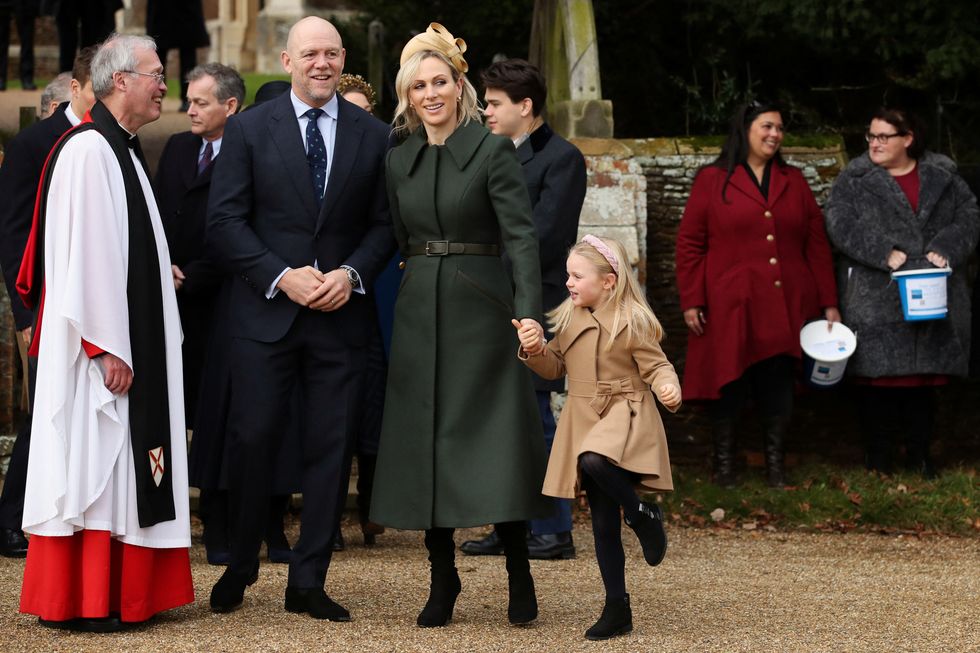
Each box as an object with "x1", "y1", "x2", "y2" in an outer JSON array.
[{"x1": 304, "y1": 108, "x2": 327, "y2": 203}]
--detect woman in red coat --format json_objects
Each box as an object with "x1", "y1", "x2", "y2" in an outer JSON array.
[{"x1": 675, "y1": 101, "x2": 839, "y2": 487}]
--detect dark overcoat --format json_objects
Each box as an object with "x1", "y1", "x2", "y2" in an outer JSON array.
[
  {"x1": 146, "y1": 0, "x2": 209, "y2": 49},
  {"x1": 675, "y1": 163, "x2": 838, "y2": 400},
  {"x1": 371, "y1": 121, "x2": 550, "y2": 530},
  {"x1": 512, "y1": 123, "x2": 587, "y2": 393},
  {"x1": 824, "y1": 152, "x2": 980, "y2": 378}
]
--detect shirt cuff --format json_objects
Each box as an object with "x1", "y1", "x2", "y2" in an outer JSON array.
[{"x1": 267, "y1": 268, "x2": 289, "y2": 299}]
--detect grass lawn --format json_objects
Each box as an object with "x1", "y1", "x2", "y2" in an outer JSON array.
[
  {"x1": 644, "y1": 463, "x2": 980, "y2": 536},
  {"x1": 164, "y1": 72, "x2": 290, "y2": 106}
]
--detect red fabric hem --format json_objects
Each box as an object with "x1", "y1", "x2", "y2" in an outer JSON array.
[{"x1": 20, "y1": 531, "x2": 194, "y2": 622}]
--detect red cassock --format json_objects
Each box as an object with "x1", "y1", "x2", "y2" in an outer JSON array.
[{"x1": 675, "y1": 164, "x2": 838, "y2": 400}]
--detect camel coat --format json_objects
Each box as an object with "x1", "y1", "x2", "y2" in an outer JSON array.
[{"x1": 520, "y1": 302, "x2": 680, "y2": 498}]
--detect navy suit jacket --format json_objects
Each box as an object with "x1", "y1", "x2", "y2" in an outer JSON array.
[
  {"x1": 206, "y1": 92, "x2": 395, "y2": 345},
  {"x1": 0, "y1": 103, "x2": 72, "y2": 330}
]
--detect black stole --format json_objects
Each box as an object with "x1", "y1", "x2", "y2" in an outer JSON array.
[{"x1": 32, "y1": 102, "x2": 175, "y2": 527}]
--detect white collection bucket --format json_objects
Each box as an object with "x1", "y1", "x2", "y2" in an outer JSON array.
[
  {"x1": 891, "y1": 267, "x2": 952, "y2": 321},
  {"x1": 799, "y1": 320, "x2": 857, "y2": 387}
]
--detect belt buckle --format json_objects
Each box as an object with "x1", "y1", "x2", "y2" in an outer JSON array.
[{"x1": 425, "y1": 240, "x2": 449, "y2": 256}]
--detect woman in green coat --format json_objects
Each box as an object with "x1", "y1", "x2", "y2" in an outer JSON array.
[{"x1": 370, "y1": 24, "x2": 550, "y2": 628}]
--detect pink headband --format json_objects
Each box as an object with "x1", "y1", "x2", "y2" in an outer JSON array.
[{"x1": 581, "y1": 235, "x2": 619, "y2": 274}]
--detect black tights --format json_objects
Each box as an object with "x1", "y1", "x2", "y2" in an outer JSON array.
[
  {"x1": 858, "y1": 386, "x2": 937, "y2": 473},
  {"x1": 711, "y1": 355, "x2": 794, "y2": 422},
  {"x1": 579, "y1": 452, "x2": 642, "y2": 601}
]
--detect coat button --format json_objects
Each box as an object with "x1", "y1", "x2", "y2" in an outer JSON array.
[
  {"x1": 766, "y1": 234, "x2": 775, "y2": 242},
  {"x1": 764, "y1": 210, "x2": 773, "y2": 218},
  {"x1": 398, "y1": 260, "x2": 406, "y2": 270},
  {"x1": 769, "y1": 257, "x2": 778, "y2": 265},
  {"x1": 774, "y1": 280, "x2": 782, "y2": 288}
]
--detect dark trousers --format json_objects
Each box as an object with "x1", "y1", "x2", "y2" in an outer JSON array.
[
  {"x1": 56, "y1": 1, "x2": 117, "y2": 72},
  {"x1": 0, "y1": 352, "x2": 34, "y2": 531},
  {"x1": 0, "y1": 7, "x2": 35, "y2": 84},
  {"x1": 711, "y1": 355, "x2": 795, "y2": 422},
  {"x1": 226, "y1": 309, "x2": 364, "y2": 588},
  {"x1": 156, "y1": 41, "x2": 197, "y2": 104},
  {"x1": 529, "y1": 391, "x2": 572, "y2": 535},
  {"x1": 857, "y1": 385, "x2": 937, "y2": 472}
]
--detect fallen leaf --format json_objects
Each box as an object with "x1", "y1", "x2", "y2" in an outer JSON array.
[
  {"x1": 741, "y1": 522, "x2": 757, "y2": 530},
  {"x1": 710, "y1": 508, "x2": 725, "y2": 522},
  {"x1": 848, "y1": 492, "x2": 863, "y2": 506},
  {"x1": 799, "y1": 501, "x2": 811, "y2": 513}
]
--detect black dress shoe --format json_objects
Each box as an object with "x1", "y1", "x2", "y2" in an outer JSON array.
[
  {"x1": 0, "y1": 528, "x2": 28, "y2": 558},
  {"x1": 39, "y1": 615, "x2": 129, "y2": 633},
  {"x1": 459, "y1": 530, "x2": 503, "y2": 556},
  {"x1": 209, "y1": 562, "x2": 259, "y2": 613},
  {"x1": 526, "y1": 532, "x2": 576, "y2": 560},
  {"x1": 206, "y1": 548, "x2": 231, "y2": 566},
  {"x1": 331, "y1": 529, "x2": 345, "y2": 552},
  {"x1": 625, "y1": 502, "x2": 667, "y2": 566},
  {"x1": 284, "y1": 587, "x2": 351, "y2": 621}
]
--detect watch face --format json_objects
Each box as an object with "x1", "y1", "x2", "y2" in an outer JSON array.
[{"x1": 347, "y1": 268, "x2": 359, "y2": 286}]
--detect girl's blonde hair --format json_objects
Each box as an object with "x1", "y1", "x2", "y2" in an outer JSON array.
[
  {"x1": 547, "y1": 237, "x2": 665, "y2": 350},
  {"x1": 392, "y1": 50, "x2": 481, "y2": 138}
]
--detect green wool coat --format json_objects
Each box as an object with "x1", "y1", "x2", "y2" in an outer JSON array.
[{"x1": 370, "y1": 121, "x2": 551, "y2": 530}]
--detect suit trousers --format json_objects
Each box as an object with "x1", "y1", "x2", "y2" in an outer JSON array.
[
  {"x1": 529, "y1": 391, "x2": 573, "y2": 535},
  {"x1": 0, "y1": 346, "x2": 35, "y2": 530},
  {"x1": 226, "y1": 308, "x2": 365, "y2": 588}
]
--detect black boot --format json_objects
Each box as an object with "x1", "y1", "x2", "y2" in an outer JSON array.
[
  {"x1": 585, "y1": 594, "x2": 633, "y2": 640},
  {"x1": 498, "y1": 521, "x2": 537, "y2": 625},
  {"x1": 712, "y1": 419, "x2": 736, "y2": 487},
  {"x1": 417, "y1": 528, "x2": 461, "y2": 627},
  {"x1": 763, "y1": 417, "x2": 787, "y2": 488},
  {"x1": 624, "y1": 501, "x2": 667, "y2": 566}
]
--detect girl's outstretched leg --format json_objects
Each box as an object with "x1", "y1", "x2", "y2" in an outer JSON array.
[
  {"x1": 579, "y1": 452, "x2": 666, "y2": 566},
  {"x1": 581, "y1": 472, "x2": 632, "y2": 640}
]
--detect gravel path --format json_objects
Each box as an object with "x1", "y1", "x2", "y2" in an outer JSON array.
[{"x1": 0, "y1": 521, "x2": 977, "y2": 653}]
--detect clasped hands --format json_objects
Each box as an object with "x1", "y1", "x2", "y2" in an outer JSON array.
[
  {"x1": 278, "y1": 265, "x2": 351, "y2": 311},
  {"x1": 887, "y1": 249, "x2": 947, "y2": 271},
  {"x1": 511, "y1": 318, "x2": 682, "y2": 410}
]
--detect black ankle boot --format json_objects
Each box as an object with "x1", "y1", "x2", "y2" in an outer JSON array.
[
  {"x1": 417, "y1": 528, "x2": 460, "y2": 627},
  {"x1": 712, "y1": 419, "x2": 736, "y2": 487},
  {"x1": 417, "y1": 569, "x2": 461, "y2": 627},
  {"x1": 506, "y1": 563, "x2": 537, "y2": 625},
  {"x1": 764, "y1": 417, "x2": 787, "y2": 488},
  {"x1": 625, "y1": 501, "x2": 667, "y2": 566},
  {"x1": 585, "y1": 594, "x2": 633, "y2": 640}
]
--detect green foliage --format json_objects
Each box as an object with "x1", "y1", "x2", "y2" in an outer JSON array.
[{"x1": 646, "y1": 464, "x2": 980, "y2": 535}]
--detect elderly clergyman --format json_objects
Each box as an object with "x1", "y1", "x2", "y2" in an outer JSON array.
[{"x1": 15, "y1": 33, "x2": 193, "y2": 633}]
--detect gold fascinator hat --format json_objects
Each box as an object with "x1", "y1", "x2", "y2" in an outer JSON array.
[{"x1": 399, "y1": 22, "x2": 468, "y2": 74}]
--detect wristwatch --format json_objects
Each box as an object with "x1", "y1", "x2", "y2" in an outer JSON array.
[{"x1": 341, "y1": 265, "x2": 360, "y2": 288}]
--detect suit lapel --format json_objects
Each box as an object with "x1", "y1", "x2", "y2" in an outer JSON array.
[
  {"x1": 317, "y1": 96, "x2": 363, "y2": 232},
  {"x1": 268, "y1": 93, "x2": 319, "y2": 220},
  {"x1": 516, "y1": 139, "x2": 534, "y2": 165},
  {"x1": 180, "y1": 135, "x2": 200, "y2": 189}
]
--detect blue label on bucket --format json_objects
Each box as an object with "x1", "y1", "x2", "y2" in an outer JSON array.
[{"x1": 911, "y1": 289, "x2": 924, "y2": 299}]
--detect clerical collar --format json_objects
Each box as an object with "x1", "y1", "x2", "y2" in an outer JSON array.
[{"x1": 114, "y1": 121, "x2": 138, "y2": 149}]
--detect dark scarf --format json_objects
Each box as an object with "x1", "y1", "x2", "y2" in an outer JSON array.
[{"x1": 25, "y1": 101, "x2": 175, "y2": 527}]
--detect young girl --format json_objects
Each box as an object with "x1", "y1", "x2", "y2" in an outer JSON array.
[{"x1": 512, "y1": 235, "x2": 681, "y2": 641}]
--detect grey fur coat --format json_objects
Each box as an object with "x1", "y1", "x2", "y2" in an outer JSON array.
[{"x1": 825, "y1": 152, "x2": 980, "y2": 378}]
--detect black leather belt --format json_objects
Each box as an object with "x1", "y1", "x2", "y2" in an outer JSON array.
[{"x1": 405, "y1": 240, "x2": 501, "y2": 257}]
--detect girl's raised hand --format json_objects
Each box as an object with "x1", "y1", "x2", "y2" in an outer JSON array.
[
  {"x1": 657, "y1": 383, "x2": 681, "y2": 409},
  {"x1": 511, "y1": 319, "x2": 546, "y2": 356}
]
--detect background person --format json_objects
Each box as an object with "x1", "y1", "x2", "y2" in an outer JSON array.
[
  {"x1": 39, "y1": 71, "x2": 72, "y2": 117},
  {"x1": 675, "y1": 100, "x2": 839, "y2": 488},
  {"x1": 0, "y1": 0, "x2": 38, "y2": 90},
  {"x1": 825, "y1": 107, "x2": 980, "y2": 477},
  {"x1": 370, "y1": 23, "x2": 549, "y2": 629}
]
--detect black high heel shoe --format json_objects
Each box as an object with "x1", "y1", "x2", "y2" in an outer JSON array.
[{"x1": 416, "y1": 569, "x2": 461, "y2": 627}]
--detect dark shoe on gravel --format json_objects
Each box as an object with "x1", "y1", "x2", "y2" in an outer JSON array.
[{"x1": 585, "y1": 594, "x2": 633, "y2": 640}]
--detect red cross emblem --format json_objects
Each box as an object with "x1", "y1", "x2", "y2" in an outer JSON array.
[{"x1": 148, "y1": 447, "x2": 165, "y2": 487}]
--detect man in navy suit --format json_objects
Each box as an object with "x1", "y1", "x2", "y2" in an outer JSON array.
[
  {"x1": 461, "y1": 58, "x2": 587, "y2": 561},
  {"x1": 205, "y1": 16, "x2": 394, "y2": 620},
  {"x1": 0, "y1": 45, "x2": 97, "y2": 558},
  {"x1": 155, "y1": 62, "x2": 244, "y2": 425}
]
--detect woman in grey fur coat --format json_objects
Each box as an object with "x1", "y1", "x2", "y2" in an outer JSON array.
[{"x1": 825, "y1": 107, "x2": 980, "y2": 476}]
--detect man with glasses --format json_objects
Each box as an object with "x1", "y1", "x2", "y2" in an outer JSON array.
[{"x1": 16, "y1": 33, "x2": 193, "y2": 632}]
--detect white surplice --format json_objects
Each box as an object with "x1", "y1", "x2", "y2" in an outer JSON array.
[{"x1": 22, "y1": 129, "x2": 190, "y2": 549}]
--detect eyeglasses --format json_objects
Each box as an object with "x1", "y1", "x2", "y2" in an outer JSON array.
[
  {"x1": 865, "y1": 131, "x2": 906, "y2": 145},
  {"x1": 121, "y1": 70, "x2": 167, "y2": 84}
]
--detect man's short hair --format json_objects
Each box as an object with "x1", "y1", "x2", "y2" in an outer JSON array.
[
  {"x1": 90, "y1": 33, "x2": 158, "y2": 100},
  {"x1": 480, "y1": 58, "x2": 547, "y2": 118},
  {"x1": 186, "y1": 62, "x2": 246, "y2": 111},
  {"x1": 72, "y1": 44, "x2": 99, "y2": 88},
  {"x1": 40, "y1": 72, "x2": 72, "y2": 117}
]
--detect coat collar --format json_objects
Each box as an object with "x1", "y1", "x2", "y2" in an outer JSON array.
[
  {"x1": 726, "y1": 161, "x2": 789, "y2": 207},
  {"x1": 516, "y1": 122, "x2": 554, "y2": 164},
  {"x1": 843, "y1": 152, "x2": 956, "y2": 225},
  {"x1": 560, "y1": 301, "x2": 629, "y2": 348},
  {"x1": 396, "y1": 120, "x2": 490, "y2": 176}
]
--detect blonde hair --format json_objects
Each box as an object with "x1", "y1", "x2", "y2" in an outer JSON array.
[
  {"x1": 392, "y1": 50, "x2": 481, "y2": 138},
  {"x1": 547, "y1": 237, "x2": 665, "y2": 350}
]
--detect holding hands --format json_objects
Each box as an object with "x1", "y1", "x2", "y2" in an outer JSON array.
[
  {"x1": 278, "y1": 266, "x2": 352, "y2": 311},
  {"x1": 657, "y1": 383, "x2": 681, "y2": 409},
  {"x1": 511, "y1": 318, "x2": 546, "y2": 356}
]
